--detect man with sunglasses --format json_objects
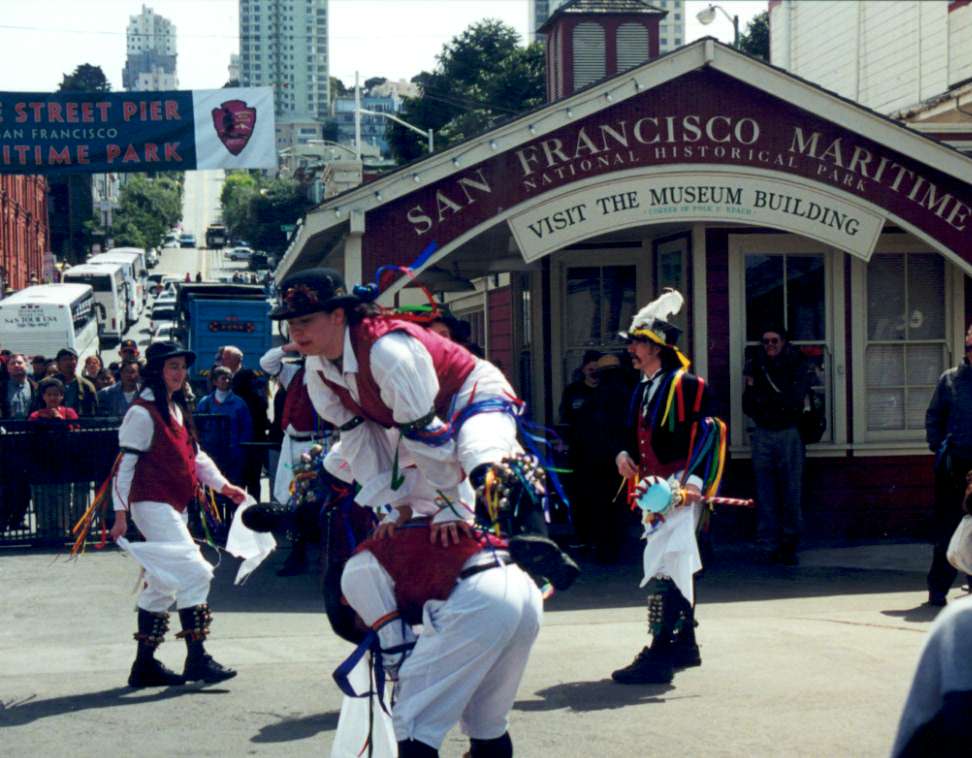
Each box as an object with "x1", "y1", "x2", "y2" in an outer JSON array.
[
  {"x1": 924, "y1": 325, "x2": 972, "y2": 606},
  {"x1": 743, "y1": 326, "x2": 814, "y2": 566}
]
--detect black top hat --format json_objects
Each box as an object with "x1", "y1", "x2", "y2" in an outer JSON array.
[
  {"x1": 144, "y1": 341, "x2": 196, "y2": 373},
  {"x1": 270, "y1": 267, "x2": 360, "y2": 321}
]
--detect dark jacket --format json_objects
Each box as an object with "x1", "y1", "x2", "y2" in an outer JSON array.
[
  {"x1": 51, "y1": 373, "x2": 98, "y2": 416},
  {"x1": 97, "y1": 383, "x2": 139, "y2": 418},
  {"x1": 232, "y1": 368, "x2": 268, "y2": 440},
  {"x1": 743, "y1": 345, "x2": 814, "y2": 430},
  {"x1": 926, "y1": 360, "x2": 972, "y2": 455},
  {"x1": 0, "y1": 377, "x2": 38, "y2": 419},
  {"x1": 619, "y1": 370, "x2": 711, "y2": 468}
]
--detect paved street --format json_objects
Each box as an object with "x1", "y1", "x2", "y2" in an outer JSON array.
[{"x1": 0, "y1": 539, "x2": 952, "y2": 757}]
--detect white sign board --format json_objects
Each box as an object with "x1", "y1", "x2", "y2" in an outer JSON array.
[{"x1": 507, "y1": 170, "x2": 885, "y2": 262}]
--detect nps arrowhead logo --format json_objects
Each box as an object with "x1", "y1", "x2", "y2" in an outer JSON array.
[{"x1": 211, "y1": 100, "x2": 257, "y2": 156}]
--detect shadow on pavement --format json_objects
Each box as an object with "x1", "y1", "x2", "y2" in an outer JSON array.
[
  {"x1": 249, "y1": 710, "x2": 340, "y2": 742},
  {"x1": 514, "y1": 678, "x2": 676, "y2": 712},
  {"x1": 0, "y1": 684, "x2": 229, "y2": 727},
  {"x1": 881, "y1": 603, "x2": 944, "y2": 623}
]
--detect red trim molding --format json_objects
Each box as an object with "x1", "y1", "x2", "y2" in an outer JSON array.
[{"x1": 949, "y1": 0, "x2": 972, "y2": 12}]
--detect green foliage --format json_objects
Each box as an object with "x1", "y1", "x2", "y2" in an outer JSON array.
[
  {"x1": 58, "y1": 64, "x2": 111, "y2": 93},
  {"x1": 738, "y1": 11, "x2": 770, "y2": 60},
  {"x1": 220, "y1": 173, "x2": 313, "y2": 255},
  {"x1": 111, "y1": 175, "x2": 183, "y2": 250},
  {"x1": 364, "y1": 76, "x2": 387, "y2": 93},
  {"x1": 389, "y1": 20, "x2": 545, "y2": 163}
]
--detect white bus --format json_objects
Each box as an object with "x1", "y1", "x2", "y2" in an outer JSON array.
[
  {"x1": 88, "y1": 249, "x2": 147, "y2": 321},
  {"x1": 62, "y1": 263, "x2": 128, "y2": 340},
  {"x1": 0, "y1": 284, "x2": 100, "y2": 362}
]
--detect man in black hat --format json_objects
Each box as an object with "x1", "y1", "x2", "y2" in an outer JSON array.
[
  {"x1": 54, "y1": 347, "x2": 98, "y2": 416},
  {"x1": 610, "y1": 290, "x2": 723, "y2": 686},
  {"x1": 108, "y1": 341, "x2": 246, "y2": 687},
  {"x1": 270, "y1": 267, "x2": 577, "y2": 587}
]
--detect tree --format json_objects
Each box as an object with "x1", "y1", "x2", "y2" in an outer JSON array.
[
  {"x1": 111, "y1": 175, "x2": 183, "y2": 250},
  {"x1": 364, "y1": 76, "x2": 387, "y2": 93},
  {"x1": 738, "y1": 11, "x2": 769, "y2": 61},
  {"x1": 220, "y1": 171, "x2": 260, "y2": 240},
  {"x1": 59, "y1": 63, "x2": 111, "y2": 93},
  {"x1": 330, "y1": 76, "x2": 350, "y2": 98},
  {"x1": 389, "y1": 20, "x2": 545, "y2": 163}
]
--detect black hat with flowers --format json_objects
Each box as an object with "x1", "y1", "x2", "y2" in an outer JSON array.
[{"x1": 270, "y1": 267, "x2": 360, "y2": 321}]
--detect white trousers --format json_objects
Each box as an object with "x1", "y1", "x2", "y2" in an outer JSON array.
[
  {"x1": 341, "y1": 551, "x2": 542, "y2": 748},
  {"x1": 129, "y1": 501, "x2": 213, "y2": 612}
]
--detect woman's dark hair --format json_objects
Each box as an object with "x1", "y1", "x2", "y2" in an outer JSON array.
[
  {"x1": 659, "y1": 345, "x2": 684, "y2": 373},
  {"x1": 141, "y1": 365, "x2": 199, "y2": 447}
]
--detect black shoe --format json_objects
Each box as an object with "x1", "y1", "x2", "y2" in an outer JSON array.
[
  {"x1": 671, "y1": 641, "x2": 702, "y2": 669},
  {"x1": 779, "y1": 549, "x2": 799, "y2": 566},
  {"x1": 183, "y1": 653, "x2": 237, "y2": 683},
  {"x1": 128, "y1": 657, "x2": 186, "y2": 687},
  {"x1": 927, "y1": 593, "x2": 947, "y2": 607},
  {"x1": 242, "y1": 502, "x2": 295, "y2": 533},
  {"x1": 509, "y1": 534, "x2": 581, "y2": 591},
  {"x1": 611, "y1": 646, "x2": 674, "y2": 684}
]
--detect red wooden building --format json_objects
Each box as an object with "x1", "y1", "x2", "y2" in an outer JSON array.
[{"x1": 0, "y1": 175, "x2": 48, "y2": 292}]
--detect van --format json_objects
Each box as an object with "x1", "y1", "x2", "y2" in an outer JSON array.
[
  {"x1": 0, "y1": 284, "x2": 100, "y2": 362},
  {"x1": 88, "y1": 249, "x2": 147, "y2": 321},
  {"x1": 61, "y1": 262, "x2": 128, "y2": 340}
]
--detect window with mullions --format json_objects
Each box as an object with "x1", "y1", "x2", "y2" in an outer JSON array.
[
  {"x1": 563, "y1": 265, "x2": 636, "y2": 382},
  {"x1": 864, "y1": 253, "x2": 946, "y2": 433},
  {"x1": 743, "y1": 253, "x2": 831, "y2": 442}
]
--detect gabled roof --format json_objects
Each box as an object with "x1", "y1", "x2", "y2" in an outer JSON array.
[{"x1": 539, "y1": 0, "x2": 665, "y2": 32}]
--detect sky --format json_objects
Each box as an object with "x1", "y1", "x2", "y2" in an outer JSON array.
[{"x1": 0, "y1": 0, "x2": 768, "y2": 92}]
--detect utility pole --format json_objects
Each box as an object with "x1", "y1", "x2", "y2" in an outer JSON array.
[{"x1": 354, "y1": 70, "x2": 362, "y2": 160}]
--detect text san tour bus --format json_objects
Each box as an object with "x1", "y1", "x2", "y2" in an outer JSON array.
[
  {"x1": 88, "y1": 249, "x2": 147, "y2": 322},
  {"x1": 0, "y1": 284, "x2": 100, "y2": 361},
  {"x1": 62, "y1": 262, "x2": 128, "y2": 340}
]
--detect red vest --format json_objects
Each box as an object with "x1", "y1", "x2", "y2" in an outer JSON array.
[
  {"x1": 637, "y1": 416, "x2": 685, "y2": 480},
  {"x1": 280, "y1": 367, "x2": 318, "y2": 434},
  {"x1": 357, "y1": 521, "x2": 507, "y2": 624},
  {"x1": 321, "y1": 318, "x2": 477, "y2": 428},
  {"x1": 129, "y1": 399, "x2": 199, "y2": 512}
]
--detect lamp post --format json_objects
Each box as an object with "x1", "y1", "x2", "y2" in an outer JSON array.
[
  {"x1": 696, "y1": 3, "x2": 740, "y2": 48},
  {"x1": 358, "y1": 107, "x2": 434, "y2": 154}
]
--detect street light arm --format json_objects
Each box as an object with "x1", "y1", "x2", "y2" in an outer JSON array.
[
  {"x1": 697, "y1": 3, "x2": 740, "y2": 48},
  {"x1": 359, "y1": 108, "x2": 428, "y2": 140}
]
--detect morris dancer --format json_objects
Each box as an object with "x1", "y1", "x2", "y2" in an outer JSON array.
[
  {"x1": 338, "y1": 506, "x2": 542, "y2": 758},
  {"x1": 268, "y1": 267, "x2": 577, "y2": 589},
  {"x1": 610, "y1": 291, "x2": 727, "y2": 685},
  {"x1": 108, "y1": 341, "x2": 247, "y2": 688}
]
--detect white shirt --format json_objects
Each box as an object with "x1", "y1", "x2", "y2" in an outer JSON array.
[
  {"x1": 259, "y1": 346, "x2": 301, "y2": 390},
  {"x1": 307, "y1": 327, "x2": 490, "y2": 518},
  {"x1": 112, "y1": 388, "x2": 228, "y2": 511}
]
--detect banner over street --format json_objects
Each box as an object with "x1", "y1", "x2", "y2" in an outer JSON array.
[{"x1": 0, "y1": 87, "x2": 276, "y2": 174}]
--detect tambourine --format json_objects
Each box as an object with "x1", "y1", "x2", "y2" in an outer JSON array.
[{"x1": 633, "y1": 476, "x2": 682, "y2": 515}]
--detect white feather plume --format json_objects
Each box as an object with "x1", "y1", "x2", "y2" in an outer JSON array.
[{"x1": 628, "y1": 288, "x2": 683, "y2": 333}]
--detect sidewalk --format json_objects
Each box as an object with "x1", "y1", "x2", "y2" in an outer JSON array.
[{"x1": 0, "y1": 539, "x2": 955, "y2": 757}]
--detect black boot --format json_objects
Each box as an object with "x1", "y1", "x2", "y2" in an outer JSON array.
[
  {"x1": 178, "y1": 604, "x2": 237, "y2": 683},
  {"x1": 671, "y1": 618, "x2": 702, "y2": 669},
  {"x1": 469, "y1": 732, "x2": 513, "y2": 758},
  {"x1": 127, "y1": 609, "x2": 185, "y2": 687},
  {"x1": 397, "y1": 739, "x2": 438, "y2": 757}
]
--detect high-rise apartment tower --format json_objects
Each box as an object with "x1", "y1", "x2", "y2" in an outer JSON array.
[{"x1": 123, "y1": 5, "x2": 178, "y2": 91}]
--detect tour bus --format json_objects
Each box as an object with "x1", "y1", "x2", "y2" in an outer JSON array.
[
  {"x1": 88, "y1": 249, "x2": 147, "y2": 321},
  {"x1": 61, "y1": 262, "x2": 129, "y2": 340},
  {"x1": 0, "y1": 284, "x2": 100, "y2": 362}
]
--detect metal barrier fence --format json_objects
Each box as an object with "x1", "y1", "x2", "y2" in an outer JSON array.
[{"x1": 0, "y1": 414, "x2": 230, "y2": 547}]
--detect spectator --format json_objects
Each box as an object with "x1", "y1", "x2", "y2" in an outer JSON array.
[
  {"x1": 1, "y1": 353, "x2": 38, "y2": 419},
  {"x1": 560, "y1": 349, "x2": 602, "y2": 547},
  {"x1": 82, "y1": 355, "x2": 103, "y2": 383},
  {"x1": 196, "y1": 365, "x2": 253, "y2": 487},
  {"x1": 94, "y1": 368, "x2": 115, "y2": 391},
  {"x1": 428, "y1": 311, "x2": 484, "y2": 358},
  {"x1": 30, "y1": 355, "x2": 49, "y2": 382},
  {"x1": 743, "y1": 326, "x2": 814, "y2": 565},
  {"x1": 98, "y1": 359, "x2": 140, "y2": 417},
  {"x1": 195, "y1": 272, "x2": 203, "y2": 283},
  {"x1": 924, "y1": 324, "x2": 972, "y2": 606},
  {"x1": 52, "y1": 348, "x2": 98, "y2": 416},
  {"x1": 28, "y1": 377, "x2": 80, "y2": 540},
  {"x1": 892, "y1": 595, "x2": 972, "y2": 757},
  {"x1": 119, "y1": 339, "x2": 140, "y2": 362},
  {"x1": 45, "y1": 362, "x2": 59, "y2": 377},
  {"x1": 219, "y1": 345, "x2": 268, "y2": 496}
]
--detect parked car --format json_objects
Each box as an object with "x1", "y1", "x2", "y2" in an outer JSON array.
[
  {"x1": 149, "y1": 302, "x2": 177, "y2": 335},
  {"x1": 179, "y1": 233, "x2": 196, "y2": 248},
  {"x1": 248, "y1": 252, "x2": 270, "y2": 271},
  {"x1": 145, "y1": 248, "x2": 160, "y2": 267},
  {"x1": 226, "y1": 246, "x2": 253, "y2": 261},
  {"x1": 163, "y1": 239, "x2": 179, "y2": 249},
  {"x1": 154, "y1": 292, "x2": 177, "y2": 308}
]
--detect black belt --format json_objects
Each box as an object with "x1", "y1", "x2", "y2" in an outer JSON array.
[
  {"x1": 458, "y1": 551, "x2": 511, "y2": 581},
  {"x1": 288, "y1": 432, "x2": 320, "y2": 442}
]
